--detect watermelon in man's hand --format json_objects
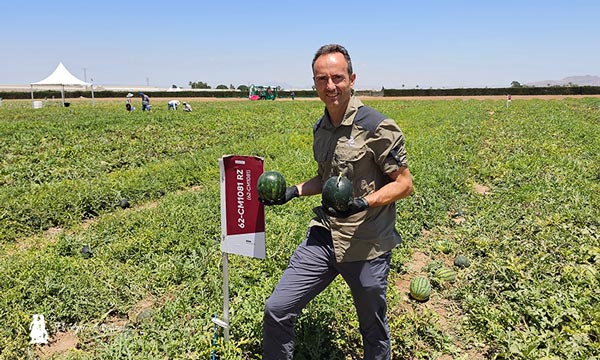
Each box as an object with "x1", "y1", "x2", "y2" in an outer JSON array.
[
  {"x1": 257, "y1": 171, "x2": 287, "y2": 203},
  {"x1": 322, "y1": 175, "x2": 353, "y2": 212}
]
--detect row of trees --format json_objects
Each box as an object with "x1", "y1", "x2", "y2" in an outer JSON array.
[
  {"x1": 187, "y1": 81, "x2": 249, "y2": 91},
  {"x1": 511, "y1": 80, "x2": 591, "y2": 88},
  {"x1": 187, "y1": 80, "x2": 591, "y2": 91}
]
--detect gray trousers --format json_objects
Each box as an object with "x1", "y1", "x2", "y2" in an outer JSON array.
[{"x1": 263, "y1": 226, "x2": 392, "y2": 360}]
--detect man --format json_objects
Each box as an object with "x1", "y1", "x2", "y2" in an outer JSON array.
[
  {"x1": 125, "y1": 93, "x2": 134, "y2": 111},
  {"x1": 140, "y1": 92, "x2": 151, "y2": 111},
  {"x1": 262, "y1": 44, "x2": 413, "y2": 359},
  {"x1": 168, "y1": 99, "x2": 180, "y2": 110},
  {"x1": 182, "y1": 102, "x2": 192, "y2": 112}
]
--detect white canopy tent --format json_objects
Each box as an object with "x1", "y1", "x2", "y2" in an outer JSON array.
[{"x1": 30, "y1": 62, "x2": 95, "y2": 107}]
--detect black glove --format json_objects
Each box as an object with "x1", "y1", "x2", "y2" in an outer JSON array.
[
  {"x1": 323, "y1": 197, "x2": 369, "y2": 218},
  {"x1": 260, "y1": 186, "x2": 299, "y2": 205}
]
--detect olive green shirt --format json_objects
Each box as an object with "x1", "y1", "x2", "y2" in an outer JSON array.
[{"x1": 309, "y1": 96, "x2": 409, "y2": 262}]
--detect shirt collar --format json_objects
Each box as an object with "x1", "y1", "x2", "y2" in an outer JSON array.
[{"x1": 322, "y1": 96, "x2": 364, "y2": 129}]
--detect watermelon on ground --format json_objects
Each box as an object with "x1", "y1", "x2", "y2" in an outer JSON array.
[
  {"x1": 409, "y1": 276, "x2": 432, "y2": 301},
  {"x1": 454, "y1": 254, "x2": 470, "y2": 269},
  {"x1": 434, "y1": 267, "x2": 456, "y2": 283}
]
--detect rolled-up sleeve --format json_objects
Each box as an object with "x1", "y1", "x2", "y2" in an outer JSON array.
[{"x1": 370, "y1": 119, "x2": 408, "y2": 175}]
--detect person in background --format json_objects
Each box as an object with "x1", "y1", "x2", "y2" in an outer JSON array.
[
  {"x1": 140, "y1": 92, "x2": 151, "y2": 111},
  {"x1": 125, "y1": 93, "x2": 135, "y2": 111},
  {"x1": 168, "y1": 99, "x2": 180, "y2": 110},
  {"x1": 261, "y1": 44, "x2": 413, "y2": 360},
  {"x1": 183, "y1": 102, "x2": 192, "y2": 112}
]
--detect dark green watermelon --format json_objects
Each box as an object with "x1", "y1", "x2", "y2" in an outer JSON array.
[
  {"x1": 119, "y1": 199, "x2": 130, "y2": 209},
  {"x1": 257, "y1": 171, "x2": 286, "y2": 202},
  {"x1": 322, "y1": 175, "x2": 353, "y2": 212},
  {"x1": 454, "y1": 254, "x2": 470, "y2": 269}
]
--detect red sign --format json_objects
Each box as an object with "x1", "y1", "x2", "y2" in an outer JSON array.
[{"x1": 219, "y1": 155, "x2": 265, "y2": 258}]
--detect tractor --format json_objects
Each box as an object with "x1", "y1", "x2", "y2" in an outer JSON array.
[{"x1": 249, "y1": 84, "x2": 279, "y2": 100}]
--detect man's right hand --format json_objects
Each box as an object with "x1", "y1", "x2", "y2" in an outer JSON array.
[
  {"x1": 260, "y1": 186, "x2": 299, "y2": 206},
  {"x1": 323, "y1": 197, "x2": 369, "y2": 218}
]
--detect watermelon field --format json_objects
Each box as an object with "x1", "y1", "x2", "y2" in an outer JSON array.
[{"x1": 0, "y1": 98, "x2": 598, "y2": 359}]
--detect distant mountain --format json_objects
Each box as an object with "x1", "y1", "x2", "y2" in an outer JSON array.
[{"x1": 525, "y1": 75, "x2": 600, "y2": 87}]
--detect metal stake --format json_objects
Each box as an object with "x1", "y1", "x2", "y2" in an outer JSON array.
[{"x1": 211, "y1": 251, "x2": 230, "y2": 341}]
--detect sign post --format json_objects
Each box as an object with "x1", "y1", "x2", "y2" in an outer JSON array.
[{"x1": 214, "y1": 155, "x2": 265, "y2": 340}]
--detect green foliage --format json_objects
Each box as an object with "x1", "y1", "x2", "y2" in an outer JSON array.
[
  {"x1": 188, "y1": 81, "x2": 211, "y2": 89},
  {"x1": 391, "y1": 308, "x2": 458, "y2": 359},
  {"x1": 382, "y1": 86, "x2": 600, "y2": 97},
  {"x1": 1, "y1": 98, "x2": 599, "y2": 358},
  {"x1": 433, "y1": 239, "x2": 454, "y2": 254}
]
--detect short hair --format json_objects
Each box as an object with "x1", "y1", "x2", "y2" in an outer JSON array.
[{"x1": 312, "y1": 44, "x2": 353, "y2": 76}]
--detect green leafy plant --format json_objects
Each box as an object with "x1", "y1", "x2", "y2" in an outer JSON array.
[{"x1": 1, "y1": 98, "x2": 598, "y2": 359}]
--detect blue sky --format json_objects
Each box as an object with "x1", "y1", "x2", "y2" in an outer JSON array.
[{"x1": 1, "y1": 0, "x2": 598, "y2": 89}]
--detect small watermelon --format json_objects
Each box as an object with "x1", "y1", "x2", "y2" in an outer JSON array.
[
  {"x1": 119, "y1": 199, "x2": 130, "y2": 209},
  {"x1": 135, "y1": 308, "x2": 154, "y2": 323},
  {"x1": 433, "y1": 239, "x2": 453, "y2": 254},
  {"x1": 454, "y1": 254, "x2": 470, "y2": 269},
  {"x1": 425, "y1": 260, "x2": 445, "y2": 273},
  {"x1": 409, "y1": 276, "x2": 432, "y2": 301},
  {"x1": 434, "y1": 267, "x2": 456, "y2": 282},
  {"x1": 257, "y1": 171, "x2": 286, "y2": 203},
  {"x1": 80, "y1": 245, "x2": 93, "y2": 259},
  {"x1": 322, "y1": 175, "x2": 353, "y2": 212}
]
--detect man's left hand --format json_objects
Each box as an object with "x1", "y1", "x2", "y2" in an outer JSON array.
[
  {"x1": 260, "y1": 186, "x2": 299, "y2": 206},
  {"x1": 324, "y1": 197, "x2": 369, "y2": 218}
]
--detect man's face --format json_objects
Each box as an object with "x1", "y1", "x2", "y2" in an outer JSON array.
[{"x1": 313, "y1": 52, "x2": 356, "y2": 111}]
